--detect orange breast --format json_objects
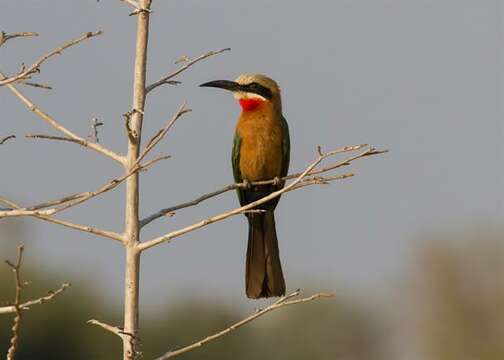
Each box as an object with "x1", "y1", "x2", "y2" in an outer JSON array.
[{"x1": 236, "y1": 105, "x2": 283, "y2": 181}]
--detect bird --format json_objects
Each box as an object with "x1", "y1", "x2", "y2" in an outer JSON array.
[{"x1": 200, "y1": 74, "x2": 290, "y2": 299}]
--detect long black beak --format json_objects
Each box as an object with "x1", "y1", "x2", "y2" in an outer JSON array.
[{"x1": 199, "y1": 80, "x2": 241, "y2": 92}]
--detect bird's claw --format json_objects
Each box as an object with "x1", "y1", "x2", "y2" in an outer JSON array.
[
  {"x1": 242, "y1": 179, "x2": 251, "y2": 190},
  {"x1": 272, "y1": 176, "x2": 281, "y2": 187}
]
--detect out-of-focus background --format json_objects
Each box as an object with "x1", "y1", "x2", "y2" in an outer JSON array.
[{"x1": 1, "y1": 1, "x2": 502, "y2": 359}]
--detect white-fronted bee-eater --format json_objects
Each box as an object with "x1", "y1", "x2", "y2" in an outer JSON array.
[{"x1": 200, "y1": 74, "x2": 290, "y2": 299}]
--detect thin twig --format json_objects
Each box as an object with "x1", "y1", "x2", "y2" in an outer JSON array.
[
  {"x1": 0, "y1": 31, "x2": 102, "y2": 87},
  {"x1": 0, "y1": 135, "x2": 16, "y2": 145},
  {"x1": 0, "y1": 31, "x2": 38, "y2": 47},
  {"x1": 1, "y1": 247, "x2": 69, "y2": 360},
  {"x1": 0, "y1": 283, "x2": 70, "y2": 315},
  {"x1": 5, "y1": 245, "x2": 24, "y2": 360},
  {"x1": 145, "y1": 48, "x2": 231, "y2": 94},
  {"x1": 140, "y1": 144, "x2": 385, "y2": 228},
  {"x1": 88, "y1": 319, "x2": 134, "y2": 340},
  {"x1": 154, "y1": 290, "x2": 333, "y2": 359},
  {"x1": 18, "y1": 80, "x2": 53, "y2": 90},
  {"x1": 0, "y1": 156, "x2": 167, "y2": 221},
  {"x1": 0, "y1": 70, "x2": 125, "y2": 165},
  {"x1": 138, "y1": 145, "x2": 385, "y2": 251},
  {"x1": 0, "y1": 197, "x2": 123, "y2": 242},
  {"x1": 136, "y1": 103, "x2": 191, "y2": 164},
  {"x1": 25, "y1": 133, "x2": 88, "y2": 145}
]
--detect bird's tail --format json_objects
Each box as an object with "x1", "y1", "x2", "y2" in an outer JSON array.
[{"x1": 246, "y1": 211, "x2": 285, "y2": 299}]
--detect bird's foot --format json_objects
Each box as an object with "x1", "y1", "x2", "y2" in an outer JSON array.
[
  {"x1": 242, "y1": 179, "x2": 251, "y2": 190},
  {"x1": 272, "y1": 176, "x2": 281, "y2": 187}
]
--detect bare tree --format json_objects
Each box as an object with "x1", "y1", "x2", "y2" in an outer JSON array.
[
  {"x1": 0, "y1": 1, "x2": 385, "y2": 359},
  {"x1": 0, "y1": 245, "x2": 69, "y2": 360}
]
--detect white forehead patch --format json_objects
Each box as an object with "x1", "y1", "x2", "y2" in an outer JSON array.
[{"x1": 233, "y1": 91, "x2": 267, "y2": 101}]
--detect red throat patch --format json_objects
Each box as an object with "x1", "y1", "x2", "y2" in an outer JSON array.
[{"x1": 239, "y1": 98, "x2": 264, "y2": 111}]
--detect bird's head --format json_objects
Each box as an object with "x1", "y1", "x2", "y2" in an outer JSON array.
[{"x1": 200, "y1": 74, "x2": 281, "y2": 112}]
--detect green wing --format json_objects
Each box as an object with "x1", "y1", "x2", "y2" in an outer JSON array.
[
  {"x1": 280, "y1": 115, "x2": 290, "y2": 179},
  {"x1": 232, "y1": 132, "x2": 246, "y2": 206}
]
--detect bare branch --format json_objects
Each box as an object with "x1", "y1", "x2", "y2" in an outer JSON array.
[
  {"x1": 0, "y1": 72, "x2": 126, "y2": 165},
  {"x1": 154, "y1": 290, "x2": 334, "y2": 359},
  {"x1": 0, "y1": 31, "x2": 38, "y2": 47},
  {"x1": 88, "y1": 319, "x2": 134, "y2": 340},
  {"x1": 139, "y1": 145, "x2": 385, "y2": 251},
  {"x1": 145, "y1": 48, "x2": 231, "y2": 94},
  {"x1": 0, "y1": 31, "x2": 102, "y2": 87},
  {"x1": 140, "y1": 144, "x2": 385, "y2": 228},
  {"x1": 122, "y1": 1, "x2": 152, "y2": 357},
  {"x1": 1, "y1": 246, "x2": 69, "y2": 359},
  {"x1": 0, "y1": 197, "x2": 123, "y2": 242},
  {"x1": 25, "y1": 133, "x2": 89, "y2": 145},
  {"x1": 0, "y1": 135, "x2": 16, "y2": 145},
  {"x1": 0, "y1": 156, "x2": 167, "y2": 221},
  {"x1": 5, "y1": 245, "x2": 24, "y2": 360},
  {"x1": 0, "y1": 283, "x2": 70, "y2": 315},
  {"x1": 137, "y1": 103, "x2": 191, "y2": 164}
]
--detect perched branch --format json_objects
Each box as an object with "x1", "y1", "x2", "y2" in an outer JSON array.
[
  {"x1": 0, "y1": 31, "x2": 102, "y2": 87},
  {"x1": 0, "y1": 31, "x2": 38, "y2": 47},
  {"x1": 0, "y1": 135, "x2": 16, "y2": 145},
  {"x1": 0, "y1": 283, "x2": 70, "y2": 315},
  {"x1": 0, "y1": 155, "x2": 167, "y2": 221},
  {"x1": 139, "y1": 145, "x2": 386, "y2": 251},
  {"x1": 136, "y1": 103, "x2": 191, "y2": 164},
  {"x1": 154, "y1": 290, "x2": 333, "y2": 359},
  {"x1": 145, "y1": 48, "x2": 231, "y2": 94},
  {"x1": 140, "y1": 144, "x2": 385, "y2": 227}
]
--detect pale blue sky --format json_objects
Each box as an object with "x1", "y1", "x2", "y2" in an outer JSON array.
[{"x1": 1, "y1": 0, "x2": 502, "y2": 311}]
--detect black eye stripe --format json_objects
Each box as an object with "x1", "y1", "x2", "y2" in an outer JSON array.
[{"x1": 244, "y1": 82, "x2": 273, "y2": 100}]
